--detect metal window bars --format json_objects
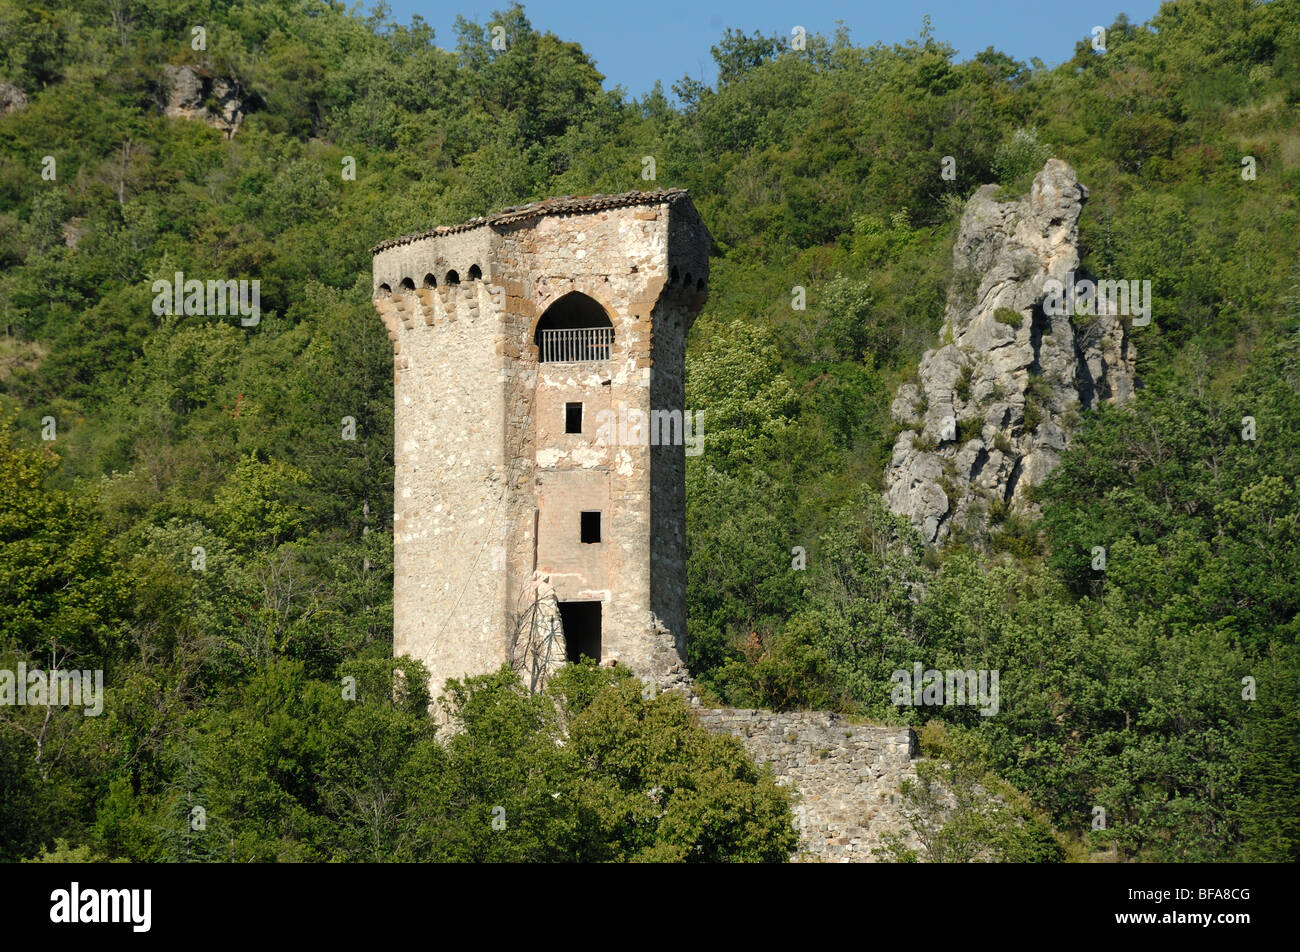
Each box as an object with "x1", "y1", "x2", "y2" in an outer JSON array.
[{"x1": 539, "y1": 327, "x2": 614, "y2": 363}]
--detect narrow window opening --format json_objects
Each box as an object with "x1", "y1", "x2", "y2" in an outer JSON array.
[
  {"x1": 565, "y1": 402, "x2": 583, "y2": 434},
  {"x1": 580, "y1": 510, "x2": 601, "y2": 544},
  {"x1": 399, "y1": 277, "x2": 415, "y2": 292},
  {"x1": 468, "y1": 264, "x2": 482, "y2": 280},
  {"x1": 422, "y1": 273, "x2": 437, "y2": 289},
  {"x1": 445, "y1": 270, "x2": 460, "y2": 285},
  {"x1": 559, "y1": 601, "x2": 601, "y2": 663}
]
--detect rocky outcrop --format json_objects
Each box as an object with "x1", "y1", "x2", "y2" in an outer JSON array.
[
  {"x1": 61, "y1": 217, "x2": 88, "y2": 249},
  {"x1": 0, "y1": 82, "x2": 27, "y2": 117},
  {"x1": 161, "y1": 64, "x2": 244, "y2": 138},
  {"x1": 885, "y1": 159, "x2": 1137, "y2": 544}
]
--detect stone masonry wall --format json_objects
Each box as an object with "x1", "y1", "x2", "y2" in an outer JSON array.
[
  {"x1": 372, "y1": 192, "x2": 709, "y2": 700},
  {"x1": 693, "y1": 708, "x2": 922, "y2": 862},
  {"x1": 649, "y1": 200, "x2": 711, "y2": 662},
  {"x1": 374, "y1": 230, "x2": 507, "y2": 699}
]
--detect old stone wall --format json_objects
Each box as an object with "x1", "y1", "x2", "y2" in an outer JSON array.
[
  {"x1": 693, "y1": 708, "x2": 922, "y2": 862},
  {"x1": 374, "y1": 251, "x2": 510, "y2": 699},
  {"x1": 648, "y1": 200, "x2": 710, "y2": 661}
]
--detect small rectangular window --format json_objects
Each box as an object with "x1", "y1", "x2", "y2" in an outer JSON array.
[
  {"x1": 580, "y1": 510, "x2": 601, "y2": 544},
  {"x1": 565, "y1": 402, "x2": 582, "y2": 434}
]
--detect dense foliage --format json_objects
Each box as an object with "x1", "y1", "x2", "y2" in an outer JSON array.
[{"x1": 1, "y1": 0, "x2": 1297, "y2": 861}]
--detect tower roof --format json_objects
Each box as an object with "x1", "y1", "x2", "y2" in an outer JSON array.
[{"x1": 370, "y1": 188, "x2": 695, "y2": 254}]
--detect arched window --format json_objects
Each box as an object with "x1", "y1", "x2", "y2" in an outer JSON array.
[
  {"x1": 376, "y1": 283, "x2": 392, "y2": 297},
  {"x1": 445, "y1": 270, "x2": 460, "y2": 285},
  {"x1": 696, "y1": 277, "x2": 705, "y2": 291},
  {"x1": 399, "y1": 277, "x2": 415, "y2": 292},
  {"x1": 422, "y1": 273, "x2": 437, "y2": 289},
  {"x1": 670, "y1": 265, "x2": 679, "y2": 285},
  {"x1": 534, "y1": 292, "x2": 614, "y2": 363},
  {"x1": 468, "y1": 264, "x2": 482, "y2": 280}
]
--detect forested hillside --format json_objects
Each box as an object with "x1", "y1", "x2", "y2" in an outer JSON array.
[{"x1": 1, "y1": 0, "x2": 1297, "y2": 862}]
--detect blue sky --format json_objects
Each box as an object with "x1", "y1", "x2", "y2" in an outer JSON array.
[{"x1": 377, "y1": 0, "x2": 1166, "y2": 98}]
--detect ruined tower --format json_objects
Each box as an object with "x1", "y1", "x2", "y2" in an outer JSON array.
[{"x1": 371, "y1": 190, "x2": 711, "y2": 698}]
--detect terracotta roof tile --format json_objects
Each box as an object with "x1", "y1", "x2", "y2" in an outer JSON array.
[{"x1": 371, "y1": 188, "x2": 691, "y2": 254}]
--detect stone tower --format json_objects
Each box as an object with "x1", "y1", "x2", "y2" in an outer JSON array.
[{"x1": 371, "y1": 190, "x2": 711, "y2": 699}]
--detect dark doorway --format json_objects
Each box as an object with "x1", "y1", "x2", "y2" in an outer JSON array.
[{"x1": 559, "y1": 601, "x2": 601, "y2": 663}]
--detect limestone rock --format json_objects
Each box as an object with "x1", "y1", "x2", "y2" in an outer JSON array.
[
  {"x1": 62, "y1": 217, "x2": 88, "y2": 250},
  {"x1": 884, "y1": 159, "x2": 1137, "y2": 544},
  {"x1": 162, "y1": 64, "x2": 244, "y2": 138},
  {"x1": 0, "y1": 82, "x2": 27, "y2": 117}
]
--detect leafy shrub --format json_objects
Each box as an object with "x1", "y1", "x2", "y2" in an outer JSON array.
[
  {"x1": 912, "y1": 432, "x2": 939, "y2": 452},
  {"x1": 956, "y1": 416, "x2": 983, "y2": 444},
  {"x1": 874, "y1": 722, "x2": 1065, "y2": 863},
  {"x1": 1022, "y1": 399, "x2": 1043, "y2": 432},
  {"x1": 1022, "y1": 373, "x2": 1053, "y2": 432},
  {"x1": 954, "y1": 363, "x2": 973, "y2": 401},
  {"x1": 951, "y1": 266, "x2": 981, "y2": 314},
  {"x1": 990, "y1": 512, "x2": 1042, "y2": 558},
  {"x1": 993, "y1": 126, "x2": 1051, "y2": 189}
]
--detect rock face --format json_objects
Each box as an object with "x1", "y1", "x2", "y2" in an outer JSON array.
[
  {"x1": 62, "y1": 217, "x2": 88, "y2": 249},
  {"x1": 162, "y1": 64, "x2": 244, "y2": 138},
  {"x1": 0, "y1": 82, "x2": 27, "y2": 117},
  {"x1": 885, "y1": 159, "x2": 1137, "y2": 544}
]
